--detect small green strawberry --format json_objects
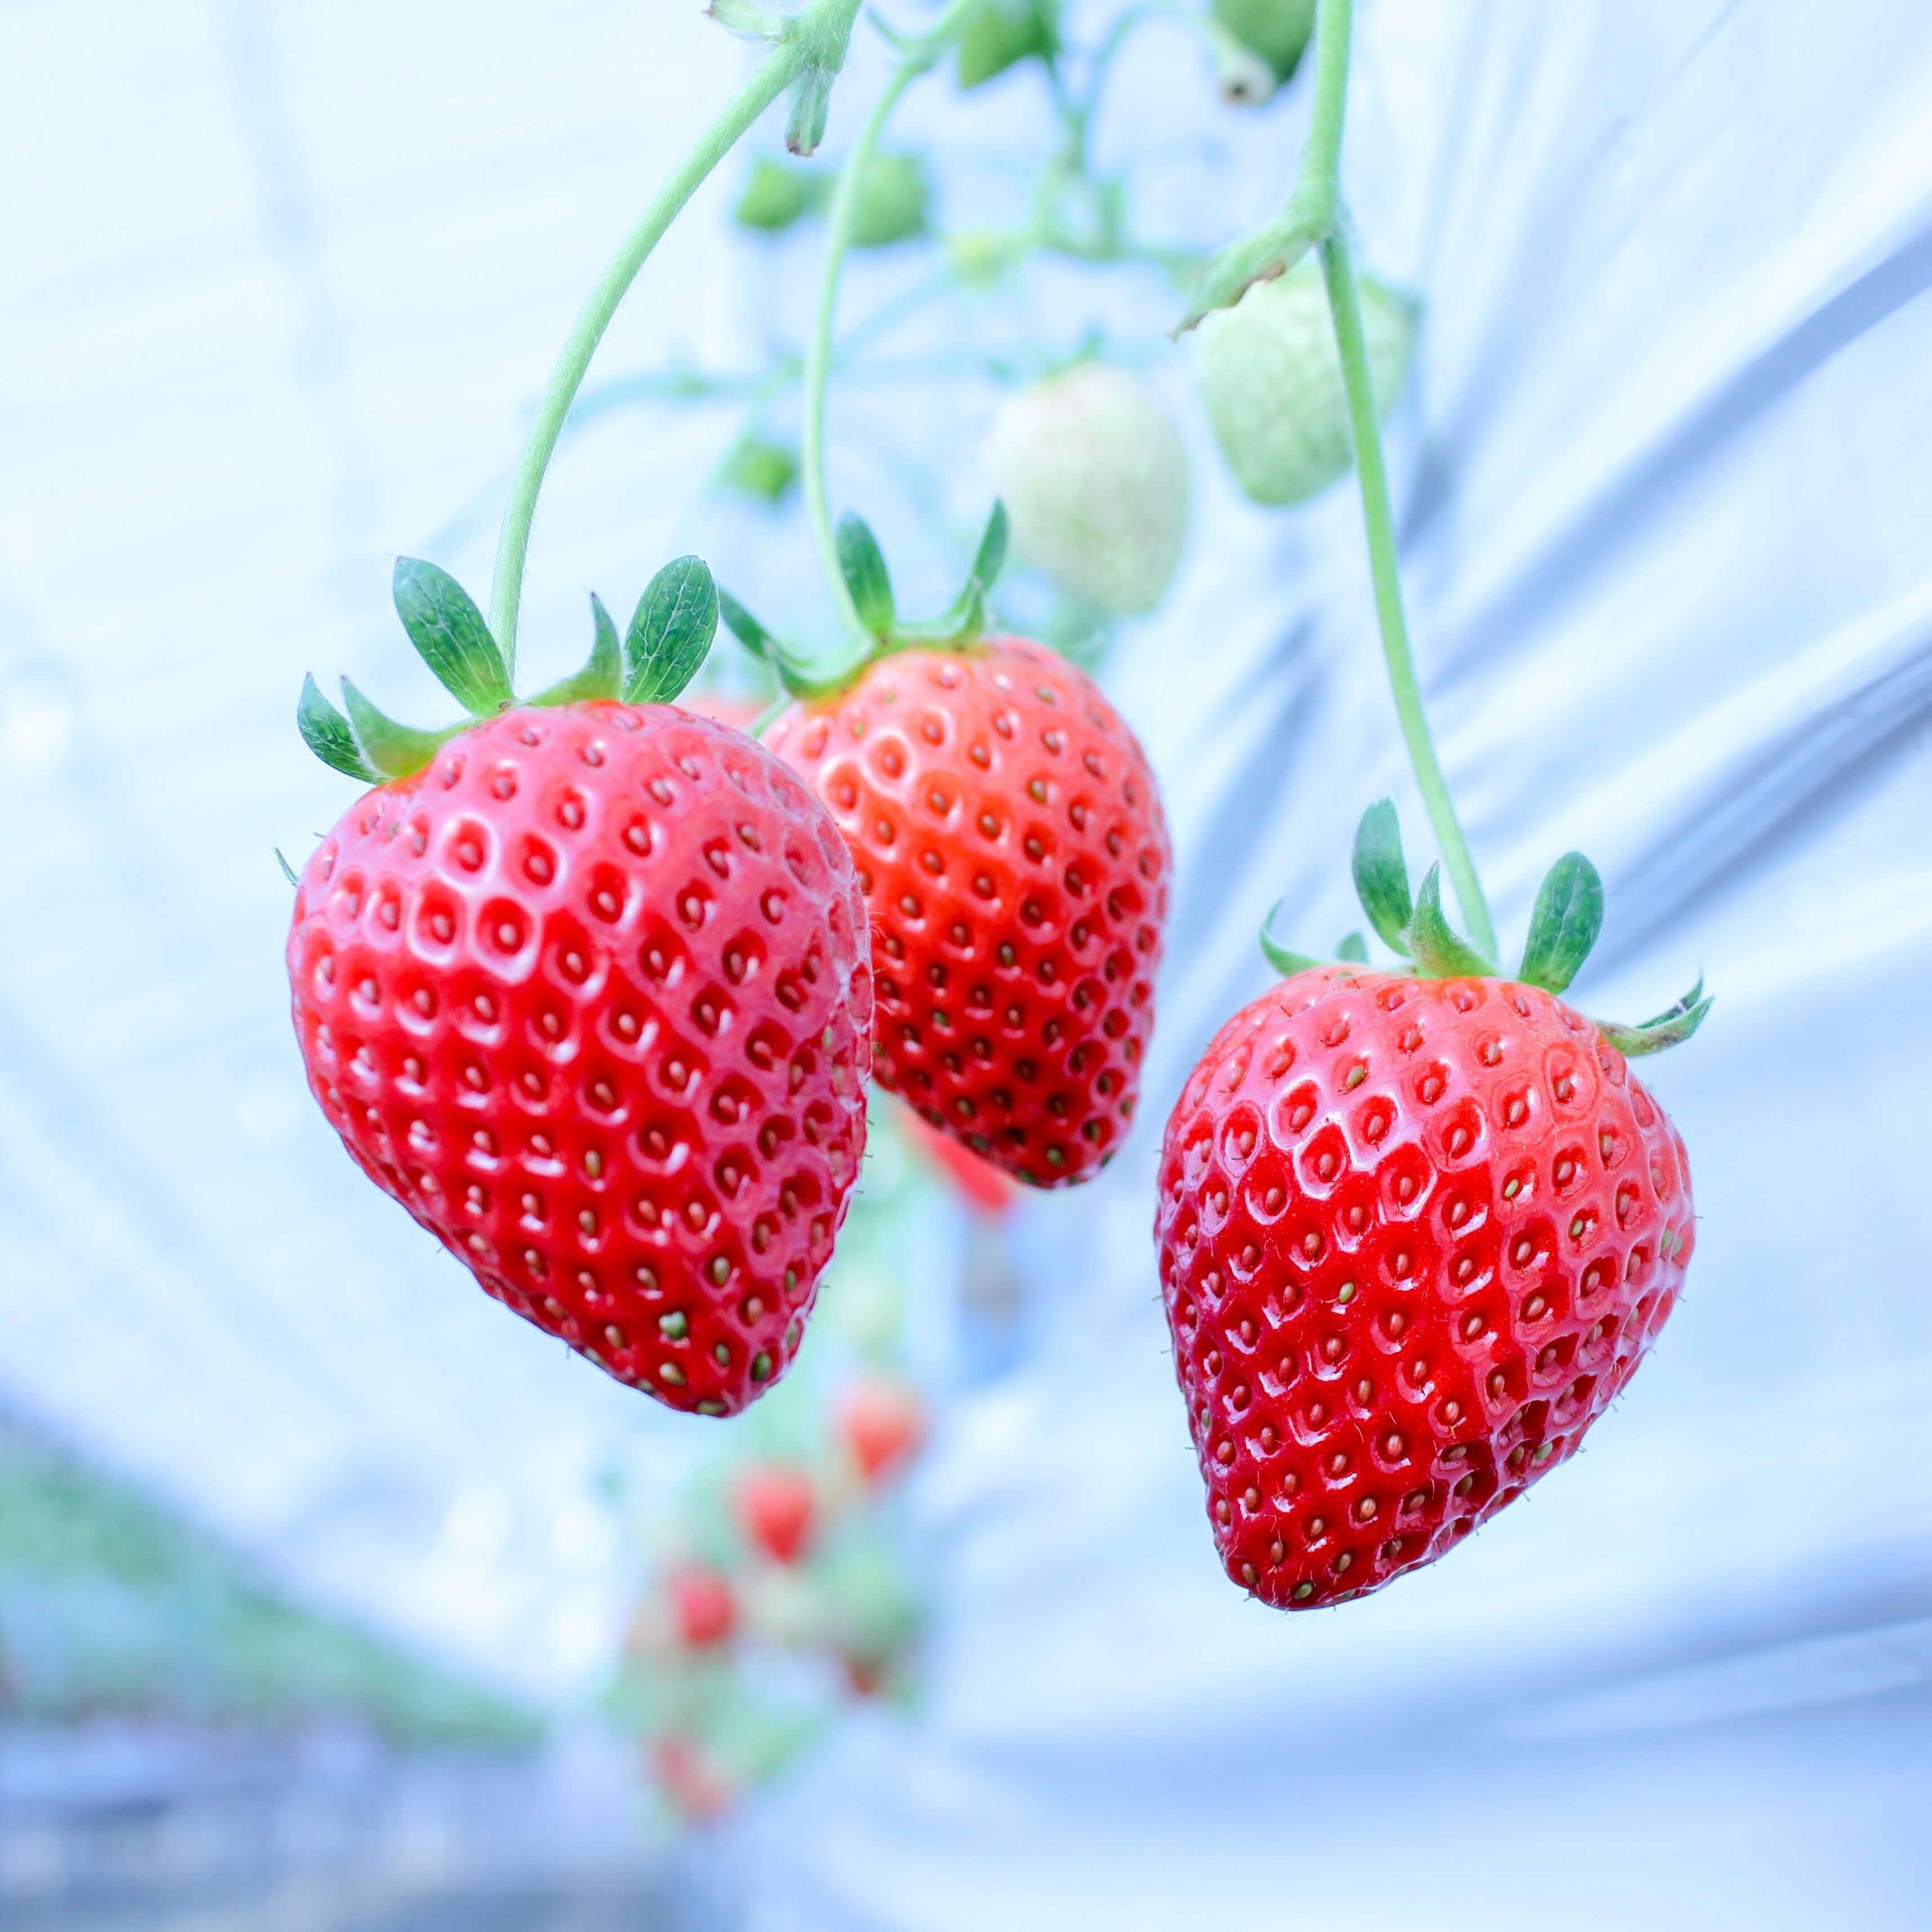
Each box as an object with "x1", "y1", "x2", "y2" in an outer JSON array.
[
  {"x1": 957, "y1": 0, "x2": 1059, "y2": 90},
  {"x1": 851, "y1": 151, "x2": 930, "y2": 249},
  {"x1": 987, "y1": 364, "x2": 1192, "y2": 616},
  {"x1": 1193, "y1": 259, "x2": 1417, "y2": 506},
  {"x1": 1213, "y1": 0, "x2": 1318, "y2": 85},
  {"x1": 735, "y1": 158, "x2": 818, "y2": 232}
]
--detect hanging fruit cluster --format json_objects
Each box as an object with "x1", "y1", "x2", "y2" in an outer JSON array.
[{"x1": 287, "y1": 0, "x2": 1706, "y2": 1621}]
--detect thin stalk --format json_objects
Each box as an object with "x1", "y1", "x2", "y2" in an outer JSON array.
[
  {"x1": 1321, "y1": 228, "x2": 1497, "y2": 959},
  {"x1": 802, "y1": 0, "x2": 978, "y2": 645},
  {"x1": 1296, "y1": 0, "x2": 1352, "y2": 219},
  {"x1": 488, "y1": 4, "x2": 864, "y2": 670}
]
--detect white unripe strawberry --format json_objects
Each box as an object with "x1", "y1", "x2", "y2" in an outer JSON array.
[
  {"x1": 986, "y1": 364, "x2": 1192, "y2": 617},
  {"x1": 1192, "y1": 260, "x2": 1417, "y2": 507}
]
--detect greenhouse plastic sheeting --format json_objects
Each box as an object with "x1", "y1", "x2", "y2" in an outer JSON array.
[
  {"x1": 730, "y1": 3, "x2": 1932, "y2": 1926},
  {"x1": 4, "y1": 0, "x2": 1930, "y2": 1925}
]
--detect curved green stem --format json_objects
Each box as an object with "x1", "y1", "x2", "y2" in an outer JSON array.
[
  {"x1": 1296, "y1": 0, "x2": 1352, "y2": 220},
  {"x1": 1320, "y1": 227, "x2": 1496, "y2": 960},
  {"x1": 1296, "y1": 0, "x2": 1495, "y2": 956},
  {"x1": 802, "y1": 0, "x2": 979, "y2": 645},
  {"x1": 488, "y1": 3, "x2": 865, "y2": 672}
]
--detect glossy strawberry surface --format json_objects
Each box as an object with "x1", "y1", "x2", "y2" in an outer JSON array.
[
  {"x1": 287, "y1": 703, "x2": 873, "y2": 1415},
  {"x1": 1157, "y1": 966, "x2": 1694, "y2": 1608},
  {"x1": 765, "y1": 637, "x2": 1170, "y2": 1187}
]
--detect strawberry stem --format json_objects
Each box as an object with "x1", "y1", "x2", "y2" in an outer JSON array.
[
  {"x1": 487, "y1": 2, "x2": 865, "y2": 674},
  {"x1": 802, "y1": 0, "x2": 981, "y2": 649},
  {"x1": 1305, "y1": 0, "x2": 1499, "y2": 961}
]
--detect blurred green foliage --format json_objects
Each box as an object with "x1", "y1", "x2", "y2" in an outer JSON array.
[{"x1": 0, "y1": 1417, "x2": 540, "y2": 1747}]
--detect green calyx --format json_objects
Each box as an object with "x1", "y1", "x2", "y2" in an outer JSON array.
[
  {"x1": 722, "y1": 498, "x2": 1009, "y2": 703},
  {"x1": 297, "y1": 554, "x2": 722, "y2": 786},
  {"x1": 1260, "y1": 799, "x2": 1712, "y2": 1058}
]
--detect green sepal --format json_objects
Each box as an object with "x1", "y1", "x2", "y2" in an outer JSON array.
[
  {"x1": 1518, "y1": 852, "x2": 1604, "y2": 995},
  {"x1": 297, "y1": 674, "x2": 379, "y2": 782},
  {"x1": 1259, "y1": 901, "x2": 1327, "y2": 978},
  {"x1": 339, "y1": 678, "x2": 464, "y2": 781},
  {"x1": 718, "y1": 588, "x2": 776, "y2": 659},
  {"x1": 391, "y1": 558, "x2": 511, "y2": 717},
  {"x1": 1175, "y1": 206, "x2": 1325, "y2": 336},
  {"x1": 837, "y1": 513, "x2": 896, "y2": 636},
  {"x1": 706, "y1": 0, "x2": 784, "y2": 40},
  {"x1": 624, "y1": 557, "x2": 720, "y2": 705},
  {"x1": 274, "y1": 847, "x2": 299, "y2": 887},
  {"x1": 1636, "y1": 976, "x2": 1705, "y2": 1031},
  {"x1": 1350, "y1": 800, "x2": 1412, "y2": 952},
  {"x1": 1404, "y1": 865, "x2": 1496, "y2": 978},
  {"x1": 963, "y1": 498, "x2": 1009, "y2": 603},
  {"x1": 1593, "y1": 990, "x2": 1714, "y2": 1058},
  {"x1": 786, "y1": 66, "x2": 835, "y2": 156},
  {"x1": 531, "y1": 594, "x2": 624, "y2": 706},
  {"x1": 1336, "y1": 931, "x2": 1368, "y2": 964}
]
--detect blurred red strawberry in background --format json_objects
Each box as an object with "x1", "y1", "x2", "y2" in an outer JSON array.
[
  {"x1": 838, "y1": 1375, "x2": 927, "y2": 1488},
  {"x1": 905, "y1": 1110, "x2": 1016, "y2": 1218},
  {"x1": 735, "y1": 1463, "x2": 818, "y2": 1565}
]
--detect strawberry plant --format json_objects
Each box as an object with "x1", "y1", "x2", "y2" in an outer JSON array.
[
  {"x1": 1158, "y1": 0, "x2": 1709, "y2": 1607},
  {"x1": 281, "y1": 0, "x2": 1711, "y2": 1648}
]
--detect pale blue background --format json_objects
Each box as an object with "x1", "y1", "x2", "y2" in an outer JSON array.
[{"x1": 5, "y1": 1, "x2": 1930, "y2": 1925}]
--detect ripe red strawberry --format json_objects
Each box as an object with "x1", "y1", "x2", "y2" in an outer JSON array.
[
  {"x1": 1157, "y1": 963, "x2": 1696, "y2": 1609},
  {"x1": 837, "y1": 1374, "x2": 926, "y2": 1487},
  {"x1": 287, "y1": 557, "x2": 872, "y2": 1416},
  {"x1": 735, "y1": 1463, "x2": 817, "y2": 1564},
  {"x1": 650, "y1": 1736, "x2": 735, "y2": 1821},
  {"x1": 763, "y1": 636, "x2": 1170, "y2": 1186},
  {"x1": 667, "y1": 1565, "x2": 738, "y2": 1649}
]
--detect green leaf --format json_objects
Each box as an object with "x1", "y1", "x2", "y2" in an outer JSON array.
[
  {"x1": 957, "y1": 0, "x2": 1059, "y2": 90},
  {"x1": 1350, "y1": 800, "x2": 1412, "y2": 952},
  {"x1": 392, "y1": 558, "x2": 511, "y2": 717},
  {"x1": 624, "y1": 557, "x2": 720, "y2": 705},
  {"x1": 1636, "y1": 975, "x2": 1705, "y2": 1031},
  {"x1": 297, "y1": 674, "x2": 378, "y2": 782},
  {"x1": 1593, "y1": 993, "x2": 1714, "y2": 1058},
  {"x1": 531, "y1": 594, "x2": 624, "y2": 706},
  {"x1": 339, "y1": 678, "x2": 463, "y2": 781},
  {"x1": 1518, "y1": 852, "x2": 1604, "y2": 994},
  {"x1": 1259, "y1": 900, "x2": 1326, "y2": 978},
  {"x1": 1404, "y1": 865, "x2": 1497, "y2": 978},
  {"x1": 837, "y1": 513, "x2": 896, "y2": 635},
  {"x1": 1336, "y1": 931, "x2": 1368, "y2": 964},
  {"x1": 734, "y1": 158, "x2": 822, "y2": 232},
  {"x1": 718, "y1": 588, "x2": 775, "y2": 660}
]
